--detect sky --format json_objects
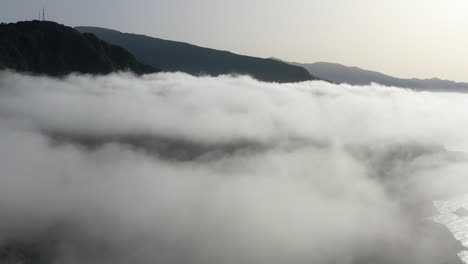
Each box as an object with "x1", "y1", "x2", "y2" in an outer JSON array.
[{"x1": 1, "y1": 0, "x2": 468, "y2": 82}]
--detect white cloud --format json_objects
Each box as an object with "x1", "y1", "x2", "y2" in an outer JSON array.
[{"x1": 0, "y1": 71, "x2": 466, "y2": 263}]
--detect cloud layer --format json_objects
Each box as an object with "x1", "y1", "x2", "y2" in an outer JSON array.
[{"x1": 0, "y1": 71, "x2": 467, "y2": 263}]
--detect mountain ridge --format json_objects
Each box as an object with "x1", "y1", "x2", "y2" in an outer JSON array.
[
  {"x1": 0, "y1": 21, "x2": 158, "y2": 76},
  {"x1": 76, "y1": 26, "x2": 318, "y2": 83},
  {"x1": 283, "y1": 60, "x2": 468, "y2": 92}
]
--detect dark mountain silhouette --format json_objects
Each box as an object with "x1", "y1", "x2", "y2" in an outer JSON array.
[
  {"x1": 279, "y1": 60, "x2": 468, "y2": 92},
  {"x1": 75, "y1": 26, "x2": 317, "y2": 83},
  {"x1": 0, "y1": 21, "x2": 158, "y2": 76}
]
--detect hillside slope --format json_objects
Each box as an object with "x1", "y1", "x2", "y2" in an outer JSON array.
[
  {"x1": 76, "y1": 26, "x2": 317, "y2": 83},
  {"x1": 0, "y1": 21, "x2": 158, "y2": 76},
  {"x1": 291, "y1": 61, "x2": 468, "y2": 92}
]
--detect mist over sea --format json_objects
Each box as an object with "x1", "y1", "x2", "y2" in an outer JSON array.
[{"x1": 1, "y1": 71, "x2": 467, "y2": 263}]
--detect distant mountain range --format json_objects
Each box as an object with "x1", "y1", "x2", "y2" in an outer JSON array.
[
  {"x1": 76, "y1": 26, "x2": 318, "y2": 83},
  {"x1": 0, "y1": 21, "x2": 158, "y2": 76},
  {"x1": 284, "y1": 60, "x2": 468, "y2": 92},
  {"x1": 2, "y1": 21, "x2": 466, "y2": 91}
]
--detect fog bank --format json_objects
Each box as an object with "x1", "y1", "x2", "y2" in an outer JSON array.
[{"x1": 0, "y1": 71, "x2": 467, "y2": 263}]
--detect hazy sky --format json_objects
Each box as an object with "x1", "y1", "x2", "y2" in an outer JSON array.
[{"x1": 2, "y1": 0, "x2": 468, "y2": 82}]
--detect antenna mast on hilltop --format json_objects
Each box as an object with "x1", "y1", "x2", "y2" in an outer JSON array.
[{"x1": 42, "y1": 8, "x2": 45, "y2": 21}]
